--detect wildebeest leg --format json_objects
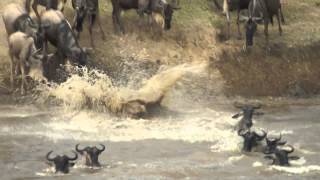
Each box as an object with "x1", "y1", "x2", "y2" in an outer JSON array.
[
  {"x1": 9, "y1": 50, "x2": 15, "y2": 90},
  {"x1": 276, "y1": 14, "x2": 282, "y2": 36},
  {"x1": 19, "y1": 60, "x2": 26, "y2": 95},
  {"x1": 88, "y1": 14, "x2": 96, "y2": 48},
  {"x1": 236, "y1": 9, "x2": 242, "y2": 39},
  {"x1": 279, "y1": 6, "x2": 285, "y2": 24},
  {"x1": 96, "y1": 13, "x2": 106, "y2": 40},
  {"x1": 112, "y1": 9, "x2": 124, "y2": 34},
  {"x1": 264, "y1": 22, "x2": 270, "y2": 51},
  {"x1": 32, "y1": 1, "x2": 40, "y2": 19}
]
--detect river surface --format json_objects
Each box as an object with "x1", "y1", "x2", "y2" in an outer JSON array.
[{"x1": 1, "y1": 98, "x2": 320, "y2": 180}]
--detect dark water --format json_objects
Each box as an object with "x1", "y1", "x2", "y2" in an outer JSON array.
[{"x1": 0, "y1": 101, "x2": 320, "y2": 180}]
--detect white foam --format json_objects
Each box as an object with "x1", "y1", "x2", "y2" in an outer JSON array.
[{"x1": 269, "y1": 165, "x2": 320, "y2": 174}]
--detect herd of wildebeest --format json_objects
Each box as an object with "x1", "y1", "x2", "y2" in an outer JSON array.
[
  {"x1": 2, "y1": 0, "x2": 287, "y2": 95},
  {"x1": 44, "y1": 103, "x2": 301, "y2": 174},
  {"x1": 2, "y1": 0, "x2": 298, "y2": 174}
]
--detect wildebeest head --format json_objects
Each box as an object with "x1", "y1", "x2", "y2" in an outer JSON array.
[
  {"x1": 70, "y1": 47, "x2": 89, "y2": 66},
  {"x1": 163, "y1": 1, "x2": 180, "y2": 30},
  {"x1": 46, "y1": 151, "x2": 78, "y2": 173},
  {"x1": 264, "y1": 145, "x2": 296, "y2": 166},
  {"x1": 238, "y1": 129, "x2": 266, "y2": 152},
  {"x1": 265, "y1": 133, "x2": 287, "y2": 153},
  {"x1": 122, "y1": 100, "x2": 147, "y2": 118},
  {"x1": 75, "y1": 144, "x2": 105, "y2": 167},
  {"x1": 233, "y1": 103, "x2": 263, "y2": 131}
]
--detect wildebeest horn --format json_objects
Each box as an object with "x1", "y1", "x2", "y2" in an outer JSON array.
[
  {"x1": 97, "y1": 144, "x2": 105, "y2": 152},
  {"x1": 267, "y1": 133, "x2": 282, "y2": 143},
  {"x1": 75, "y1": 144, "x2": 85, "y2": 153},
  {"x1": 46, "y1": 151, "x2": 55, "y2": 161},
  {"x1": 234, "y1": 102, "x2": 244, "y2": 109},
  {"x1": 238, "y1": 129, "x2": 248, "y2": 136},
  {"x1": 254, "y1": 130, "x2": 267, "y2": 141},
  {"x1": 67, "y1": 151, "x2": 78, "y2": 161},
  {"x1": 284, "y1": 145, "x2": 294, "y2": 154},
  {"x1": 252, "y1": 104, "x2": 262, "y2": 109}
]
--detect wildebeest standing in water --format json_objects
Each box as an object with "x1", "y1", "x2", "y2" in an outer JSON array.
[
  {"x1": 25, "y1": 0, "x2": 68, "y2": 18},
  {"x1": 264, "y1": 133, "x2": 287, "y2": 153},
  {"x1": 111, "y1": 0, "x2": 180, "y2": 34},
  {"x1": 2, "y1": 3, "x2": 43, "y2": 49},
  {"x1": 232, "y1": 103, "x2": 264, "y2": 131},
  {"x1": 71, "y1": 0, "x2": 106, "y2": 47},
  {"x1": 75, "y1": 144, "x2": 106, "y2": 167},
  {"x1": 46, "y1": 151, "x2": 78, "y2": 173},
  {"x1": 264, "y1": 145, "x2": 299, "y2": 166},
  {"x1": 241, "y1": 0, "x2": 285, "y2": 50},
  {"x1": 238, "y1": 129, "x2": 266, "y2": 152},
  {"x1": 40, "y1": 10, "x2": 89, "y2": 80}
]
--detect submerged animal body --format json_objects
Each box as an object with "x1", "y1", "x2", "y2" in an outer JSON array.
[
  {"x1": 75, "y1": 144, "x2": 105, "y2": 167},
  {"x1": 238, "y1": 129, "x2": 266, "y2": 152},
  {"x1": 46, "y1": 151, "x2": 78, "y2": 173},
  {"x1": 264, "y1": 145, "x2": 299, "y2": 166}
]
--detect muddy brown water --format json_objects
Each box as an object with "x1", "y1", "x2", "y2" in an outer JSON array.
[{"x1": 0, "y1": 98, "x2": 320, "y2": 180}]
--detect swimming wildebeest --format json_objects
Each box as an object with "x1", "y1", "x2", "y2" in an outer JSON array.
[
  {"x1": 25, "y1": 0, "x2": 68, "y2": 18},
  {"x1": 46, "y1": 150, "x2": 78, "y2": 173},
  {"x1": 2, "y1": 3, "x2": 44, "y2": 49},
  {"x1": 75, "y1": 144, "x2": 105, "y2": 167},
  {"x1": 111, "y1": 0, "x2": 180, "y2": 34},
  {"x1": 40, "y1": 10, "x2": 88, "y2": 66},
  {"x1": 264, "y1": 133, "x2": 287, "y2": 153},
  {"x1": 232, "y1": 103, "x2": 264, "y2": 131},
  {"x1": 241, "y1": 0, "x2": 285, "y2": 49},
  {"x1": 238, "y1": 129, "x2": 266, "y2": 152},
  {"x1": 71, "y1": 0, "x2": 106, "y2": 47},
  {"x1": 264, "y1": 145, "x2": 299, "y2": 166},
  {"x1": 8, "y1": 32, "x2": 46, "y2": 94}
]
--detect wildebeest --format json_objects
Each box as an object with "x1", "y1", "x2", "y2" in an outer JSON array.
[
  {"x1": 241, "y1": 0, "x2": 285, "y2": 49},
  {"x1": 46, "y1": 151, "x2": 78, "y2": 173},
  {"x1": 71, "y1": 0, "x2": 106, "y2": 47},
  {"x1": 8, "y1": 32, "x2": 46, "y2": 94},
  {"x1": 111, "y1": 0, "x2": 180, "y2": 34},
  {"x1": 232, "y1": 103, "x2": 264, "y2": 131},
  {"x1": 40, "y1": 10, "x2": 88, "y2": 66},
  {"x1": 75, "y1": 144, "x2": 105, "y2": 167},
  {"x1": 264, "y1": 145, "x2": 299, "y2": 166},
  {"x1": 2, "y1": 3, "x2": 43, "y2": 49},
  {"x1": 264, "y1": 133, "x2": 287, "y2": 153},
  {"x1": 238, "y1": 129, "x2": 266, "y2": 152},
  {"x1": 223, "y1": 0, "x2": 251, "y2": 38},
  {"x1": 25, "y1": 0, "x2": 68, "y2": 18}
]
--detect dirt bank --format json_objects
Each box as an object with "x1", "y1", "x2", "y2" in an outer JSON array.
[{"x1": 0, "y1": 0, "x2": 319, "y2": 98}]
